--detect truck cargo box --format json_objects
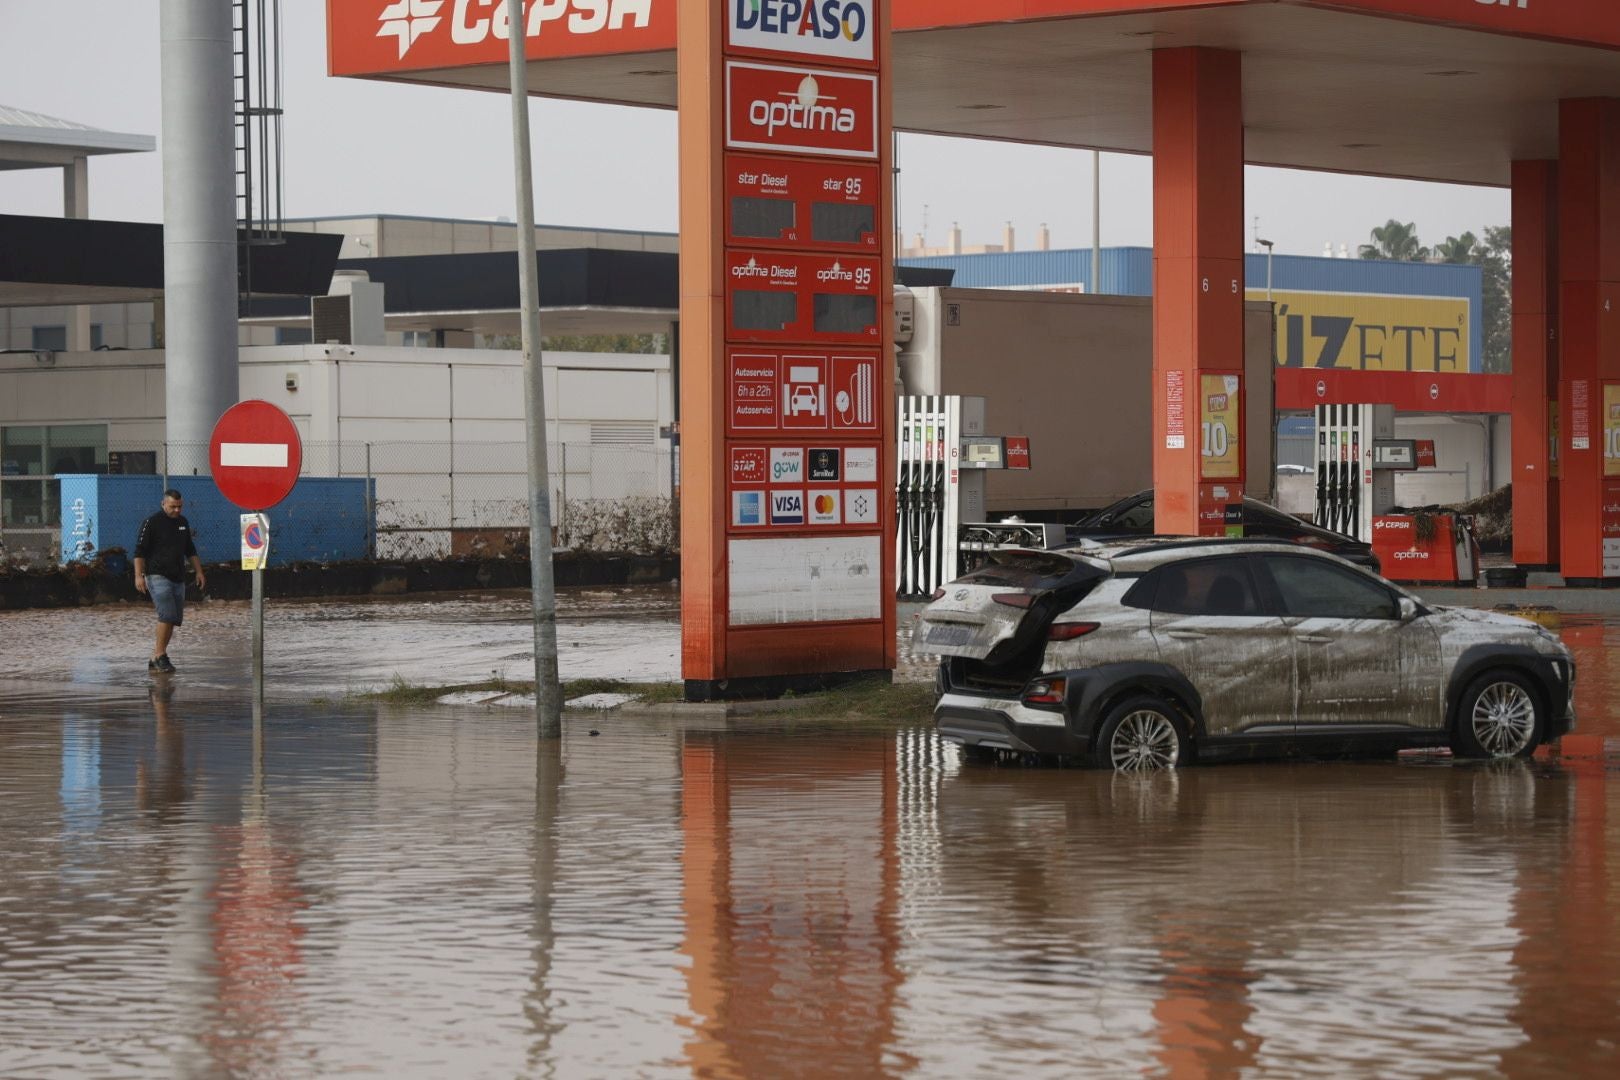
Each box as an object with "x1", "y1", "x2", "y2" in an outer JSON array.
[{"x1": 897, "y1": 288, "x2": 1275, "y2": 517}]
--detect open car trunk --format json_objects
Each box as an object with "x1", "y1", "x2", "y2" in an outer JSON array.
[{"x1": 913, "y1": 550, "x2": 1106, "y2": 670}]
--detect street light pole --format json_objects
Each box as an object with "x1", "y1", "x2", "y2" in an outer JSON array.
[
  {"x1": 1091, "y1": 150, "x2": 1102, "y2": 293},
  {"x1": 508, "y1": 18, "x2": 563, "y2": 736},
  {"x1": 1255, "y1": 236, "x2": 1278, "y2": 503},
  {"x1": 1256, "y1": 237, "x2": 1275, "y2": 303}
]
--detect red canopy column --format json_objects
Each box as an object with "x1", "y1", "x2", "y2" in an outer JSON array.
[
  {"x1": 1556, "y1": 100, "x2": 1620, "y2": 583},
  {"x1": 1511, "y1": 160, "x2": 1559, "y2": 569},
  {"x1": 1152, "y1": 48, "x2": 1246, "y2": 536}
]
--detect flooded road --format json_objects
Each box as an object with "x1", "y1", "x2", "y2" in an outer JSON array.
[
  {"x1": 3, "y1": 595, "x2": 1619, "y2": 1075},
  {"x1": 0, "y1": 586, "x2": 685, "y2": 695},
  {"x1": 3, "y1": 692, "x2": 1619, "y2": 1076}
]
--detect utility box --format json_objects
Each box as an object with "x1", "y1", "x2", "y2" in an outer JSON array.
[{"x1": 897, "y1": 288, "x2": 1275, "y2": 517}]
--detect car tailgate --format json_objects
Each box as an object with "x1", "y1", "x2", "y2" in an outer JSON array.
[{"x1": 913, "y1": 549, "x2": 1105, "y2": 661}]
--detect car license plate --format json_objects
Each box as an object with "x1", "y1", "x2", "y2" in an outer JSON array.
[{"x1": 926, "y1": 623, "x2": 975, "y2": 647}]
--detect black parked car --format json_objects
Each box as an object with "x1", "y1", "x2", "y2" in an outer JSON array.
[{"x1": 1068, "y1": 489, "x2": 1380, "y2": 573}]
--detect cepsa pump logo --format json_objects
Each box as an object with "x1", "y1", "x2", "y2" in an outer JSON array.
[{"x1": 729, "y1": 0, "x2": 874, "y2": 64}]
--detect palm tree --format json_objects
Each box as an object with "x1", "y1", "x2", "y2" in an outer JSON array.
[
  {"x1": 1358, "y1": 220, "x2": 1429, "y2": 261},
  {"x1": 1434, "y1": 232, "x2": 1479, "y2": 264}
]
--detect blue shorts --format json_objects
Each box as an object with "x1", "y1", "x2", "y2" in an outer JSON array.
[{"x1": 148, "y1": 575, "x2": 185, "y2": 626}]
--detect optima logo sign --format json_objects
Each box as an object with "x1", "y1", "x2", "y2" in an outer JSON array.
[
  {"x1": 726, "y1": 62, "x2": 878, "y2": 159},
  {"x1": 730, "y1": 0, "x2": 873, "y2": 64}
]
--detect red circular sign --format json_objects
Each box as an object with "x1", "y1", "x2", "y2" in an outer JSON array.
[{"x1": 208, "y1": 400, "x2": 303, "y2": 510}]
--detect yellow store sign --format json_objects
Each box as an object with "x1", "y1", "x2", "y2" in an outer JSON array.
[
  {"x1": 1200, "y1": 374, "x2": 1241, "y2": 480},
  {"x1": 1246, "y1": 289, "x2": 1470, "y2": 372}
]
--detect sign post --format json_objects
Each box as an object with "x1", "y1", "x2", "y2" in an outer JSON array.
[
  {"x1": 241, "y1": 513, "x2": 270, "y2": 695},
  {"x1": 209, "y1": 400, "x2": 303, "y2": 708},
  {"x1": 678, "y1": 0, "x2": 894, "y2": 699}
]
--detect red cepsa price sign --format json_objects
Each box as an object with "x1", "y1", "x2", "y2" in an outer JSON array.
[
  {"x1": 726, "y1": 153, "x2": 881, "y2": 251},
  {"x1": 726, "y1": 249, "x2": 881, "y2": 344}
]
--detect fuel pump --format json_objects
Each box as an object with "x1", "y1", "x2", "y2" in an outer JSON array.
[
  {"x1": 897, "y1": 394, "x2": 960, "y2": 598},
  {"x1": 1313, "y1": 403, "x2": 1396, "y2": 541},
  {"x1": 896, "y1": 396, "x2": 1034, "y2": 597}
]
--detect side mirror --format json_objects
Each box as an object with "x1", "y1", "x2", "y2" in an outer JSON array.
[{"x1": 1399, "y1": 597, "x2": 1420, "y2": 622}]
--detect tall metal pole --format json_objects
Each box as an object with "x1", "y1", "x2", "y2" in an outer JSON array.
[
  {"x1": 508, "y1": 20, "x2": 563, "y2": 736},
  {"x1": 1091, "y1": 150, "x2": 1102, "y2": 293},
  {"x1": 1256, "y1": 237, "x2": 1277, "y2": 503},
  {"x1": 252, "y1": 561, "x2": 264, "y2": 707},
  {"x1": 160, "y1": 0, "x2": 240, "y2": 474}
]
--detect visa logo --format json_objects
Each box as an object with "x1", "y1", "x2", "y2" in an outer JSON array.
[{"x1": 770, "y1": 490, "x2": 805, "y2": 524}]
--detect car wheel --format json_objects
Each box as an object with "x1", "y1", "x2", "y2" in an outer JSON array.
[
  {"x1": 1452, "y1": 670, "x2": 1543, "y2": 760},
  {"x1": 1093, "y1": 695, "x2": 1186, "y2": 772}
]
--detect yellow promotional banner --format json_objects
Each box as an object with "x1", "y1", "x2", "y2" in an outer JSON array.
[
  {"x1": 1247, "y1": 289, "x2": 1470, "y2": 372},
  {"x1": 1200, "y1": 373, "x2": 1241, "y2": 480},
  {"x1": 1605, "y1": 385, "x2": 1620, "y2": 478}
]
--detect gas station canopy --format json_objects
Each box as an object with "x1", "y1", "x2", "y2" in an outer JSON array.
[
  {"x1": 328, "y1": 0, "x2": 1620, "y2": 188},
  {"x1": 0, "y1": 103, "x2": 154, "y2": 170}
]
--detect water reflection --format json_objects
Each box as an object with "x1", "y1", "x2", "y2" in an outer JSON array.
[{"x1": 1, "y1": 695, "x2": 1618, "y2": 1077}]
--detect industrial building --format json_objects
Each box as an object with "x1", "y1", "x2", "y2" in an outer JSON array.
[{"x1": 4, "y1": 101, "x2": 1508, "y2": 561}]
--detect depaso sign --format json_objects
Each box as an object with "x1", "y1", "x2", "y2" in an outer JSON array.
[
  {"x1": 728, "y1": 0, "x2": 876, "y2": 65},
  {"x1": 725, "y1": 61, "x2": 878, "y2": 158}
]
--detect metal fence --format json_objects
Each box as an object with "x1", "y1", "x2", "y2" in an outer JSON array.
[{"x1": 0, "y1": 441, "x2": 675, "y2": 565}]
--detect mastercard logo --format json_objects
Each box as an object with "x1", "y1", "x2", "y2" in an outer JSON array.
[{"x1": 815, "y1": 494, "x2": 837, "y2": 514}]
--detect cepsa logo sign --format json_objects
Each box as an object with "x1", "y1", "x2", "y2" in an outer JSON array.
[
  {"x1": 729, "y1": 0, "x2": 875, "y2": 65},
  {"x1": 331, "y1": 0, "x2": 669, "y2": 74},
  {"x1": 726, "y1": 62, "x2": 878, "y2": 158}
]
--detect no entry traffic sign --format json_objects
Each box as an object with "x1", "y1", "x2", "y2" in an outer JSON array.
[{"x1": 209, "y1": 400, "x2": 303, "y2": 510}]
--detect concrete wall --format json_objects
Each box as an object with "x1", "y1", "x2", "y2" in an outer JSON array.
[
  {"x1": 2, "y1": 302, "x2": 157, "y2": 351},
  {"x1": 1390, "y1": 414, "x2": 1508, "y2": 506},
  {"x1": 1274, "y1": 414, "x2": 1512, "y2": 519},
  {"x1": 1, "y1": 344, "x2": 672, "y2": 466},
  {"x1": 279, "y1": 215, "x2": 680, "y2": 261}
]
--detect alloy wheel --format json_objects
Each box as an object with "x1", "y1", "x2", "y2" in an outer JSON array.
[
  {"x1": 1469, "y1": 681, "x2": 1537, "y2": 757},
  {"x1": 1109, "y1": 709, "x2": 1180, "y2": 771}
]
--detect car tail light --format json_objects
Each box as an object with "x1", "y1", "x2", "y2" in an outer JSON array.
[
  {"x1": 930, "y1": 588, "x2": 946, "y2": 600},
  {"x1": 991, "y1": 593, "x2": 1034, "y2": 608},
  {"x1": 1022, "y1": 676, "x2": 1067, "y2": 706},
  {"x1": 1047, "y1": 621, "x2": 1100, "y2": 641}
]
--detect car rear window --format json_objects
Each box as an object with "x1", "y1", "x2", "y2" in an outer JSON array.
[
  {"x1": 957, "y1": 551, "x2": 1092, "y2": 591},
  {"x1": 1135, "y1": 556, "x2": 1263, "y2": 617}
]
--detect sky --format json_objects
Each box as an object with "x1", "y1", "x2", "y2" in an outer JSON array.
[{"x1": 0, "y1": 2, "x2": 1510, "y2": 258}]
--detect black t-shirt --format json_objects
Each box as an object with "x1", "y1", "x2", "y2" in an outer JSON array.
[{"x1": 134, "y1": 511, "x2": 198, "y2": 582}]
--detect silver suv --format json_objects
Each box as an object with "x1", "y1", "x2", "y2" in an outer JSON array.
[{"x1": 915, "y1": 539, "x2": 1576, "y2": 770}]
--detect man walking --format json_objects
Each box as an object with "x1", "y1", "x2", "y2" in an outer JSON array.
[{"x1": 134, "y1": 489, "x2": 206, "y2": 673}]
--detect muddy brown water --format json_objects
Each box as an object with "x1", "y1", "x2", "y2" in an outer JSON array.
[{"x1": 1, "y1": 605, "x2": 1618, "y2": 1076}]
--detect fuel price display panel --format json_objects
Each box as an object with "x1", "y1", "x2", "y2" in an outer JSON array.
[{"x1": 726, "y1": 154, "x2": 881, "y2": 251}]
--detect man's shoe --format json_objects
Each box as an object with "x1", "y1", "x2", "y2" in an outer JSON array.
[
  {"x1": 148, "y1": 658, "x2": 160, "y2": 673},
  {"x1": 155, "y1": 655, "x2": 176, "y2": 673}
]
